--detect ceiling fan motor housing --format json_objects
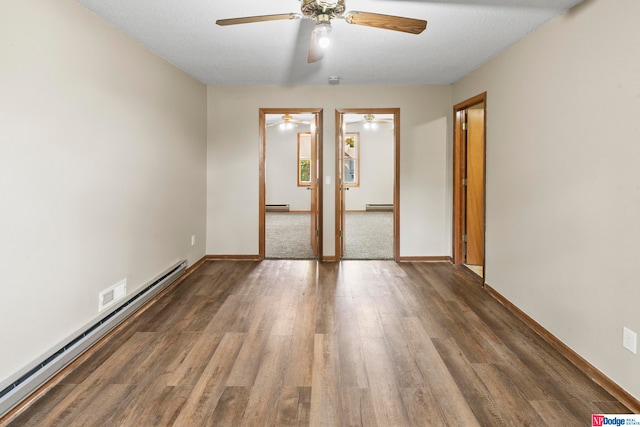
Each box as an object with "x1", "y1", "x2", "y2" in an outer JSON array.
[{"x1": 301, "y1": 0, "x2": 345, "y2": 19}]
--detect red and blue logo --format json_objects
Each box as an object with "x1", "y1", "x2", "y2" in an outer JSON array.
[{"x1": 593, "y1": 414, "x2": 640, "y2": 426}]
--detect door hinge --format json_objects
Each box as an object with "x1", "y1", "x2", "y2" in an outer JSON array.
[
  {"x1": 462, "y1": 234, "x2": 468, "y2": 243},
  {"x1": 339, "y1": 230, "x2": 343, "y2": 237},
  {"x1": 462, "y1": 122, "x2": 468, "y2": 131},
  {"x1": 315, "y1": 230, "x2": 319, "y2": 237},
  {"x1": 461, "y1": 178, "x2": 468, "y2": 186}
]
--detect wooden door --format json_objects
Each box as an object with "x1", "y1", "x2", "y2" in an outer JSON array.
[
  {"x1": 465, "y1": 107, "x2": 485, "y2": 265},
  {"x1": 310, "y1": 117, "x2": 318, "y2": 256},
  {"x1": 453, "y1": 93, "x2": 486, "y2": 273},
  {"x1": 337, "y1": 112, "x2": 346, "y2": 258}
]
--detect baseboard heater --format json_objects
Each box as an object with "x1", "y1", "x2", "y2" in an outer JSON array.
[
  {"x1": 365, "y1": 204, "x2": 393, "y2": 211},
  {"x1": 0, "y1": 260, "x2": 187, "y2": 419},
  {"x1": 266, "y1": 204, "x2": 290, "y2": 212}
]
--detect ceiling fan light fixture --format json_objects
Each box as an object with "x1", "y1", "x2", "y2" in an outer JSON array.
[
  {"x1": 313, "y1": 21, "x2": 332, "y2": 48},
  {"x1": 363, "y1": 114, "x2": 377, "y2": 130}
]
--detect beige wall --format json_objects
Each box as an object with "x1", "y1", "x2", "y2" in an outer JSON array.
[
  {"x1": 266, "y1": 123, "x2": 313, "y2": 211},
  {"x1": 0, "y1": 1, "x2": 207, "y2": 384},
  {"x1": 344, "y1": 121, "x2": 395, "y2": 211},
  {"x1": 207, "y1": 85, "x2": 452, "y2": 257},
  {"x1": 453, "y1": 0, "x2": 640, "y2": 399}
]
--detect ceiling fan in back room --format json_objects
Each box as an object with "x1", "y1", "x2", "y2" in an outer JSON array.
[
  {"x1": 216, "y1": 0, "x2": 427, "y2": 63},
  {"x1": 267, "y1": 114, "x2": 311, "y2": 129}
]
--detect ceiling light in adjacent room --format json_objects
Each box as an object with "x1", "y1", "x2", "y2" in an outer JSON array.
[{"x1": 363, "y1": 114, "x2": 378, "y2": 130}]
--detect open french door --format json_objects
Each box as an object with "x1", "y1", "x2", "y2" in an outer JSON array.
[
  {"x1": 335, "y1": 108, "x2": 400, "y2": 261},
  {"x1": 309, "y1": 115, "x2": 319, "y2": 256},
  {"x1": 259, "y1": 108, "x2": 323, "y2": 260}
]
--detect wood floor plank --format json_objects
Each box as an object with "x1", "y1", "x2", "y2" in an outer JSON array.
[
  {"x1": 282, "y1": 292, "x2": 316, "y2": 387},
  {"x1": 273, "y1": 386, "x2": 312, "y2": 426},
  {"x1": 6, "y1": 384, "x2": 77, "y2": 427},
  {"x1": 5, "y1": 260, "x2": 632, "y2": 427},
  {"x1": 162, "y1": 280, "x2": 251, "y2": 378},
  {"x1": 204, "y1": 386, "x2": 250, "y2": 427},
  {"x1": 471, "y1": 363, "x2": 547, "y2": 426},
  {"x1": 340, "y1": 388, "x2": 379, "y2": 427},
  {"x1": 354, "y1": 296, "x2": 384, "y2": 338},
  {"x1": 335, "y1": 296, "x2": 369, "y2": 389},
  {"x1": 400, "y1": 387, "x2": 447, "y2": 426},
  {"x1": 171, "y1": 332, "x2": 246, "y2": 426},
  {"x1": 361, "y1": 336, "x2": 411, "y2": 426},
  {"x1": 530, "y1": 399, "x2": 585, "y2": 426},
  {"x1": 67, "y1": 384, "x2": 137, "y2": 427},
  {"x1": 379, "y1": 313, "x2": 426, "y2": 389},
  {"x1": 271, "y1": 290, "x2": 301, "y2": 337},
  {"x1": 309, "y1": 334, "x2": 342, "y2": 426},
  {"x1": 401, "y1": 317, "x2": 480, "y2": 426},
  {"x1": 431, "y1": 336, "x2": 506, "y2": 425},
  {"x1": 107, "y1": 384, "x2": 189, "y2": 426},
  {"x1": 225, "y1": 295, "x2": 280, "y2": 387},
  {"x1": 240, "y1": 334, "x2": 291, "y2": 425},
  {"x1": 313, "y1": 263, "x2": 341, "y2": 337}
]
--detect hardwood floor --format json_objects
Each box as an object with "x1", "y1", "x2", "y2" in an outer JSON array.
[{"x1": 4, "y1": 261, "x2": 629, "y2": 426}]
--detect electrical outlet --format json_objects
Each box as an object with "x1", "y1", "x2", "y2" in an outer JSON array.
[
  {"x1": 191, "y1": 235, "x2": 196, "y2": 246},
  {"x1": 623, "y1": 327, "x2": 637, "y2": 354}
]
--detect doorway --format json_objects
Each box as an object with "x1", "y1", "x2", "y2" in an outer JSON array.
[
  {"x1": 259, "y1": 108, "x2": 323, "y2": 259},
  {"x1": 335, "y1": 108, "x2": 400, "y2": 261},
  {"x1": 453, "y1": 93, "x2": 486, "y2": 279}
]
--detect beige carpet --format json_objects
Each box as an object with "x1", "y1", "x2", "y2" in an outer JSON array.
[{"x1": 265, "y1": 211, "x2": 393, "y2": 259}]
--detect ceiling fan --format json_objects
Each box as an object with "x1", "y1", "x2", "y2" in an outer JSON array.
[
  {"x1": 216, "y1": 0, "x2": 427, "y2": 63},
  {"x1": 347, "y1": 114, "x2": 394, "y2": 129},
  {"x1": 267, "y1": 114, "x2": 310, "y2": 128},
  {"x1": 348, "y1": 114, "x2": 393, "y2": 125}
]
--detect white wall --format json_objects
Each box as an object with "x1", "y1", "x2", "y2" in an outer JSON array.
[
  {"x1": 207, "y1": 85, "x2": 452, "y2": 258},
  {"x1": 344, "y1": 122, "x2": 394, "y2": 211},
  {"x1": 266, "y1": 125, "x2": 312, "y2": 211},
  {"x1": 453, "y1": 0, "x2": 640, "y2": 400},
  {"x1": 0, "y1": 0, "x2": 207, "y2": 385}
]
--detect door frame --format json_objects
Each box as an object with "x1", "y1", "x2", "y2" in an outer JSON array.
[
  {"x1": 453, "y1": 93, "x2": 487, "y2": 272},
  {"x1": 259, "y1": 108, "x2": 323, "y2": 260},
  {"x1": 335, "y1": 108, "x2": 400, "y2": 261}
]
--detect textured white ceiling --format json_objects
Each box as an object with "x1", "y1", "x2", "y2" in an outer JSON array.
[{"x1": 76, "y1": 0, "x2": 583, "y2": 86}]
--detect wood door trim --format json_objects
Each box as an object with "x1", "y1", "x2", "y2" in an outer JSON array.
[
  {"x1": 335, "y1": 108, "x2": 400, "y2": 261},
  {"x1": 259, "y1": 108, "x2": 323, "y2": 260},
  {"x1": 452, "y1": 93, "x2": 487, "y2": 268}
]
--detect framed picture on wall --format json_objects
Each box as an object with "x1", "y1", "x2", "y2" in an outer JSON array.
[
  {"x1": 344, "y1": 132, "x2": 360, "y2": 187},
  {"x1": 298, "y1": 132, "x2": 311, "y2": 186}
]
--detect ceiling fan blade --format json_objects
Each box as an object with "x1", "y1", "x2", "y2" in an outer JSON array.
[
  {"x1": 216, "y1": 13, "x2": 300, "y2": 26},
  {"x1": 307, "y1": 30, "x2": 324, "y2": 63},
  {"x1": 344, "y1": 11, "x2": 427, "y2": 34}
]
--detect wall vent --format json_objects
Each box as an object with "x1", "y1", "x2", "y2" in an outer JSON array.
[
  {"x1": 266, "y1": 204, "x2": 290, "y2": 212},
  {"x1": 365, "y1": 204, "x2": 393, "y2": 212},
  {"x1": 99, "y1": 279, "x2": 126, "y2": 312}
]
